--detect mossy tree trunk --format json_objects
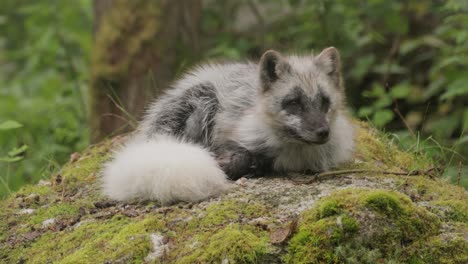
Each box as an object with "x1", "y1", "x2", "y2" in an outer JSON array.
[{"x1": 90, "y1": 0, "x2": 202, "y2": 142}]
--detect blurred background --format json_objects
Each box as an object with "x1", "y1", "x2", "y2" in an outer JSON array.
[{"x1": 0, "y1": 0, "x2": 467, "y2": 197}]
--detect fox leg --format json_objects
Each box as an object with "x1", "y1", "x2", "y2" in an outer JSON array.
[{"x1": 215, "y1": 142, "x2": 273, "y2": 180}]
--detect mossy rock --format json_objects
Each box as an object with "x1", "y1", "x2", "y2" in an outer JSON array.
[{"x1": 1, "y1": 123, "x2": 466, "y2": 263}]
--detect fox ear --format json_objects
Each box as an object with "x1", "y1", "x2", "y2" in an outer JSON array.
[
  {"x1": 259, "y1": 50, "x2": 291, "y2": 91},
  {"x1": 316, "y1": 47, "x2": 343, "y2": 88}
]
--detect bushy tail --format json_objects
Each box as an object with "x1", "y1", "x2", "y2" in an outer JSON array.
[{"x1": 102, "y1": 135, "x2": 231, "y2": 204}]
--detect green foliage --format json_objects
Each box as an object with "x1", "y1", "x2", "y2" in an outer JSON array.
[
  {"x1": 0, "y1": 0, "x2": 92, "y2": 197},
  {"x1": 202, "y1": 0, "x2": 468, "y2": 187},
  {"x1": 0, "y1": 121, "x2": 27, "y2": 163}
]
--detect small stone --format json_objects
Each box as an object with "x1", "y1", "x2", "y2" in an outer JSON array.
[
  {"x1": 94, "y1": 200, "x2": 117, "y2": 209},
  {"x1": 18, "y1": 208, "x2": 35, "y2": 215},
  {"x1": 69, "y1": 152, "x2": 81, "y2": 163},
  {"x1": 42, "y1": 218, "x2": 56, "y2": 228},
  {"x1": 94, "y1": 210, "x2": 117, "y2": 219},
  {"x1": 22, "y1": 231, "x2": 40, "y2": 241},
  {"x1": 24, "y1": 193, "x2": 39, "y2": 204},
  {"x1": 144, "y1": 233, "x2": 168, "y2": 262},
  {"x1": 236, "y1": 177, "x2": 248, "y2": 187},
  {"x1": 37, "y1": 180, "x2": 51, "y2": 186},
  {"x1": 123, "y1": 209, "x2": 139, "y2": 217}
]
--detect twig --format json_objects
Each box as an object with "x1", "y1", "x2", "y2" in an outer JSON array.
[
  {"x1": 290, "y1": 167, "x2": 437, "y2": 185},
  {"x1": 457, "y1": 161, "x2": 462, "y2": 186},
  {"x1": 101, "y1": 113, "x2": 137, "y2": 129},
  {"x1": 393, "y1": 105, "x2": 416, "y2": 137}
]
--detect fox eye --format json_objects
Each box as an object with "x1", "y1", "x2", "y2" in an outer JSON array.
[
  {"x1": 288, "y1": 98, "x2": 301, "y2": 106},
  {"x1": 284, "y1": 98, "x2": 302, "y2": 113},
  {"x1": 321, "y1": 96, "x2": 330, "y2": 112}
]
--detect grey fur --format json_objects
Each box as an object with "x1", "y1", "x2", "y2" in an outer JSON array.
[{"x1": 138, "y1": 48, "x2": 355, "y2": 180}]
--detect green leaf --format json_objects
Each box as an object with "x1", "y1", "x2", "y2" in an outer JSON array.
[
  {"x1": 423, "y1": 78, "x2": 446, "y2": 99},
  {"x1": 363, "y1": 83, "x2": 386, "y2": 98},
  {"x1": 8, "y1": 145, "x2": 28, "y2": 157},
  {"x1": 0, "y1": 156, "x2": 23, "y2": 163},
  {"x1": 373, "y1": 109, "x2": 394, "y2": 127},
  {"x1": 400, "y1": 39, "x2": 423, "y2": 55},
  {"x1": 0, "y1": 120, "x2": 23, "y2": 130},
  {"x1": 440, "y1": 78, "x2": 468, "y2": 100},
  {"x1": 358, "y1": 106, "x2": 374, "y2": 118},
  {"x1": 374, "y1": 96, "x2": 393, "y2": 109},
  {"x1": 390, "y1": 83, "x2": 412, "y2": 99},
  {"x1": 457, "y1": 135, "x2": 468, "y2": 145}
]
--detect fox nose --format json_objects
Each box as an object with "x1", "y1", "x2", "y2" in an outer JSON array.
[{"x1": 316, "y1": 127, "x2": 329, "y2": 140}]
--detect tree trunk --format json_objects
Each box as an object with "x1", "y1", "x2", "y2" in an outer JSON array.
[{"x1": 90, "y1": 0, "x2": 202, "y2": 142}]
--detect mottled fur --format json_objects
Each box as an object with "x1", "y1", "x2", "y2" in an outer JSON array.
[{"x1": 102, "y1": 47, "x2": 355, "y2": 203}]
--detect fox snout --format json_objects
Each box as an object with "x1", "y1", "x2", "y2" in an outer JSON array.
[
  {"x1": 314, "y1": 126, "x2": 330, "y2": 143},
  {"x1": 285, "y1": 121, "x2": 330, "y2": 145},
  {"x1": 300, "y1": 125, "x2": 329, "y2": 144},
  {"x1": 300, "y1": 114, "x2": 330, "y2": 144}
]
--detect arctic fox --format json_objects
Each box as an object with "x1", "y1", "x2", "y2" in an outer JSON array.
[{"x1": 102, "y1": 47, "x2": 355, "y2": 204}]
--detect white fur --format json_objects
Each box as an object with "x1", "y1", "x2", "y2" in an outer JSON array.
[{"x1": 102, "y1": 136, "x2": 231, "y2": 204}]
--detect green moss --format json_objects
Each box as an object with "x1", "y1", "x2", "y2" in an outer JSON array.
[
  {"x1": 285, "y1": 189, "x2": 441, "y2": 264},
  {"x1": 406, "y1": 232, "x2": 468, "y2": 264},
  {"x1": 5, "y1": 214, "x2": 164, "y2": 264},
  {"x1": 176, "y1": 223, "x2": 271, "y2": 264},
  {"x1": 285, "y1": 214, "x2": 359, "y2": 263},
  {"x1": 347, "y1": 122, "x2": 431, "y2": 172},
  {"x1": 364, "y1": 191, "x2": 405, "y2": 216},
  {"x1": 432, "y1": 200, "x2": 468, "y2": 222},
  {"x1": 397, "y1": 176, "x2": 468, "y2": 222},
  {"x1": 201, "y1": 200, "x2": 269, "y2": 227},
  {"x1": 14, "y1": 184, "x2": 54, "y2": 198},
  {"x1": 317, "y1": 199, "x2": 342, "y2": 219},
  {"x1": 29, "y1": 202, "x2": 85, "y2": 225},
  {"x1": 61, "y1": 141, "x2": 112, "y2": 191}
]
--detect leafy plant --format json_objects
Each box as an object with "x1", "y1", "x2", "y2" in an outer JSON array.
[
  {"x1": 0, "y1": 0, "x2": 92, "y2": 196},
  {"x1": 0, "y1": 120, "x2": 28, "y2": 163}
]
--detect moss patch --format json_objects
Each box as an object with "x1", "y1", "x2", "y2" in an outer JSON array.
[
  {"x1": 406, "y1": 231, "x2": 468, "y2": 264},
  {"x1": 348, "y1": 122, "x2": 432, "y2": 172},
  {"x1": 285, "y1": 189, "x2": 443, "y2": 263},
  {"x1": 200, "y1": 200, "x2": 269, "y2": 227},
  {"x1": 364, "y1": 190, "x2": 405, "y2": 216},
  {"x1": 317, "y1": 199, "x2": 342, "y2": 218},
  {"x1": 398, "y1": 176, "x2": 468, "y2": 223},
  {"x1": 176, "y1": 223, "x2": 271, "y2": 264},
  {"x1": 5, "y1": 215, "x2": 164, "y2": 264}
]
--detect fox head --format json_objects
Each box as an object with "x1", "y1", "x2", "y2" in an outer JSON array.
[{"x1": 258, "y1": 47, "x2": 345, "y2": 145}]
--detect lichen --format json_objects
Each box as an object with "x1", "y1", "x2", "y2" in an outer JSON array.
[{"x1": 92, "y1": 0, "x2": 161, "y2": 81}]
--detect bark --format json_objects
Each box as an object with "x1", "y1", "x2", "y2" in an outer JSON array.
[{"x1": 90, "y1": 0, "x2": 202, "y2": 142}]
